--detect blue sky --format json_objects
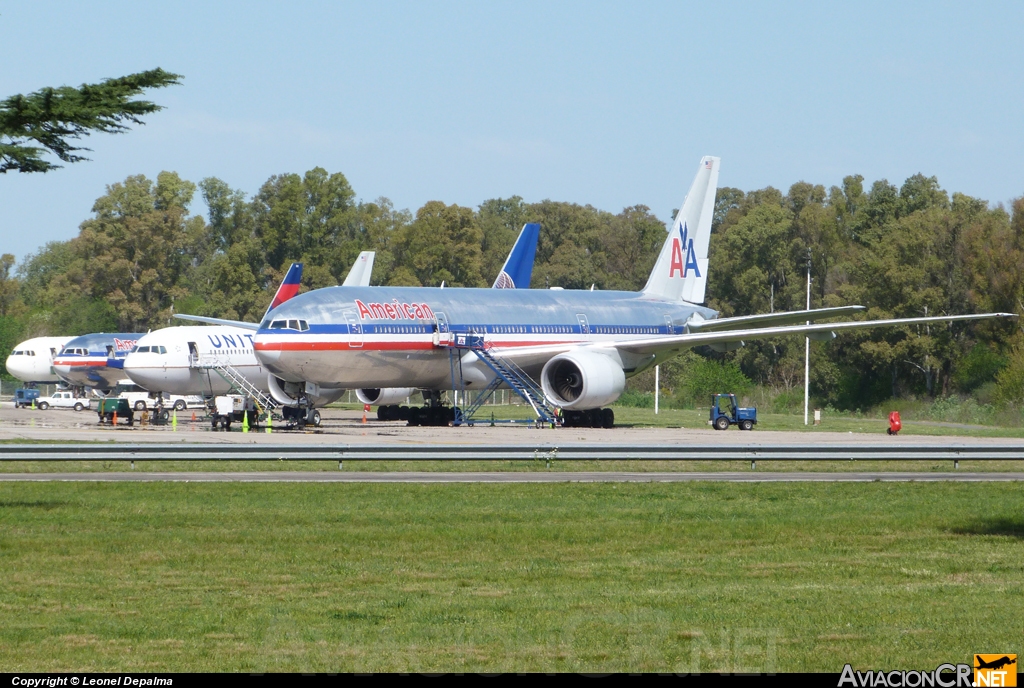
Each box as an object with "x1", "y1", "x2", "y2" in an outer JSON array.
[{"x1": 2, "y1": 1, "x2": 1021, "y2": 264}]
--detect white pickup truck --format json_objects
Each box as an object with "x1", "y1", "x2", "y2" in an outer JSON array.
[{"x1": 36, "y1": 391, "x2": 91, "y2": 411}]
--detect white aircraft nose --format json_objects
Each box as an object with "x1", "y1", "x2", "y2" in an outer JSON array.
[
  {"x1": 5, "y1": 355, "x2": 37, "y2": 382},
  {"x1": 122, "y1": 354, "x2": 161, "y2": 388}
]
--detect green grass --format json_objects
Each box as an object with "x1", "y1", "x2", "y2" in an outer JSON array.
[{"x1": 0, "y1": 482, "x2": 1021, "y2": 672}]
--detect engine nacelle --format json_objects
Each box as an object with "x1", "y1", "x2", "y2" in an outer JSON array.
[
  {"x1": 540, "y1": 351, "x2": 625, "y2": 410},
  {"x1": 268, "y1": 375, "x2": 345, "y2": 407},
  {"x1": 356, "y1": 387, "x2": 416, "y2": 406}
]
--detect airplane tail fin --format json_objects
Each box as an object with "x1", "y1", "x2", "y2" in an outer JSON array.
[
  {"x1": 263, "y1": 262, "x2": 303, "y2": 320},
  {"x1": 641, "y1": 156, "x2": 720, "y2": 303},
  {"x1": 342, "y1": 251, "x2": 376, "y2": 287},
  {"x1": 493, "y1": 223, "x2": 540, "y2": 288}
]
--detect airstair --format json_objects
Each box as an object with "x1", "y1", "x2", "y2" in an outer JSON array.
[
  {"x1": 189, "y1": 355, "x2": 277, "y2": 415},
  {"x1": 445, "y1": 333, "x2": 559, "y2": 426}
]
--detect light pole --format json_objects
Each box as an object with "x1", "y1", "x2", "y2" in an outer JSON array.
[{"x1": 804, "y1": 249, "x2": 812, "y2": 426}]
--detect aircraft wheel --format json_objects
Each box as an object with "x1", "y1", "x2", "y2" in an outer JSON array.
[
  {"x1": 601, "y1": 408, "x2": 615, "y2": 429},
  {"x1": 376, "y1": 405, "x2": 387, "y2": 421},
  {"x1": 159, "y1": 410, "x2": 170, "y2": 423},
  {"x1": 588, "y1": 409, "x2": 602, "y2": 428},
  {"x1": 398, "y1": 405, "x2": 410, "y2": 421},
  {"x1": 714, "y1": 416, "x2": 730, "y2": 431},
  {"x1": 38, "y1": 402, "x2": 49, "y2": 410},
  {"x1": 212, "y1": 418, "x2": 219, "y2": 430},
  {"x1": 739, "y1": 419, "x2": 753, "y2": 431},
  {"x1": 309, "y1": 409, "x2": 321, "y2": 426},
  {"x1": 408, "y1": 407, "x2": 421, "y2": 426}
]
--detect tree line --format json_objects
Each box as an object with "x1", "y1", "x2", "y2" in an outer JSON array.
[{"x1": 2, "y1": 167, "x2": 1023, "y2": 409}]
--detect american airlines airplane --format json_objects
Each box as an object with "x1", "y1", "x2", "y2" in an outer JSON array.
[
  {"x1": 250, "y1": 156, "x2": 1017, "y2": 428},
  {"x1": 52, "y1": 332, "x2": 144, "y2": 391},
  {"x1": 128, "y1": 224, "x2": 543, "y2": 416},
  {"x1": 4, "y1": 336, "x2": 74, "y2": 384}
]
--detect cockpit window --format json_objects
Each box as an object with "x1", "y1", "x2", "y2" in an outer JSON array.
[
  {"x1": 269, "y1": 319, "x2": 308, "y2": 331},
  {"x1": 137, "y1": 346, "x2": 151, "y2": 353},
  {"x1": 157, "y1": 346, "x2": 167, "y2": 354}
]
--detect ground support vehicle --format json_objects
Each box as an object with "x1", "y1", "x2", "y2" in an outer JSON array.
[
  {"x1": 708, "y1": 393, "x2": 757, "y2": 431},
  {"x1": 35, "y1": 390, "x2": 91, "y2": 411},
  {"x1": 97, "y1": 397, "x2": 134, "y2": 426},
  {"x1": 119, "y1": 390, "x2": 201, "y2": 412},
  {"x1": 14, "y1": 388, "x2": 40, "y2": 408},
  {"x1": 210, "y1": 395, "x2": 260, "y2": 430}
]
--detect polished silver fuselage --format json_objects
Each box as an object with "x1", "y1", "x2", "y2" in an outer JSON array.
[{"x1": 255, "y1": 286, "x2": 716, "y2": 389}]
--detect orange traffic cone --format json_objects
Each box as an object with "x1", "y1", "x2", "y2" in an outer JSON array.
[
  {"x1": 362, "y1": 403, "x2": 369, "y2": 424},
  {"x1": 112, "y1": 411, "x2": 117, "y2": 425},
  {"x1": 191, "y1": 411, "x2": 197, "y2": 422}
]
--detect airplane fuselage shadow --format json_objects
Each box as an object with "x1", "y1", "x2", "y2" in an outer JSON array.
[{"x1": 951, "y1": 517, "x2": 1024, "y2": 539}]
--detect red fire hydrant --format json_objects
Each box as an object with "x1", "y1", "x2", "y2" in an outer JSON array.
[{"x1": 887, "y1": 411, "x2": 902, "y2": 435}]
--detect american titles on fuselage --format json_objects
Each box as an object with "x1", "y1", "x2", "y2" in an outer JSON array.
[{"x1": 355, "y1": 299, "x2": 435, "y2": 321}]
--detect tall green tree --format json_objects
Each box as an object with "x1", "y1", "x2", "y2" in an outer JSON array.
[{"x1": 0, "y1": 68, "x2": 181, "y2": 173}]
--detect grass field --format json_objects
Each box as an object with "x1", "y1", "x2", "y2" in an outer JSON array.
[{"x1": 1, "y1": 481, "x2": 1021, "y2": 672}]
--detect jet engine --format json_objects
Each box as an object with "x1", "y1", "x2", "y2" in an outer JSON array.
[
  {"x1": 356, "y1": 388, "x2": 416, "y2": 406},
  {"x1": 540, "y1": 350, "x2": 625, "y2": 410},
  {"x1": 268, "y1": 375, "x2": 345, "y2": 407}
]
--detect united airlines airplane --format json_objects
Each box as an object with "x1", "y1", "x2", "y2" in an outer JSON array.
[
  {"x1": 251, "y1": 156, "x2": 1017, "y2": 427},
  {"x1": 4, "y1": 336, "x2": 74, "y2": 384}
]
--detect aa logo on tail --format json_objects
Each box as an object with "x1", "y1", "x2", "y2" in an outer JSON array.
[{"x1": 669, "y1": 222, "x2": 701, "y2": 278}]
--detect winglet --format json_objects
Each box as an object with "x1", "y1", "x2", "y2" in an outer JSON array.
[
  {"x1": 493, "y1": 223, "x2": 540, "y2": 289},
  {"x1": 342, "y1": 251, "x2": 376, "y2": 287},
  {"x1": 263, "y1": 262, "x2": 303, "y2": 320},
  {"x1": 642, "y1": 156, "x2": 719, "y2": 303}
]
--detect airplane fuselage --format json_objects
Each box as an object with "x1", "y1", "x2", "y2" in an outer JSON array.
[
  {"x1": 123, "y1": 326, "x2": 268, "y2": 396},
  {"x1": 53, "y1": 333, "x2": 144, "y2": 390},
  {"x1": 254, "y1": 286, "x2": 717, "y2": 389}
]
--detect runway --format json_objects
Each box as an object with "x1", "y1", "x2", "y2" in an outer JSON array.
[{"x1": 2, "y1": 471, "x2": 1023, "y2": 482}]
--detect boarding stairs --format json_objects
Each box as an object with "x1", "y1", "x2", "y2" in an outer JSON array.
[
  {"x1": 189, "y1": 355, "x2": 277, "y2": 415},
  {"x1": 445, "y1": 333, "x2": 559, "y2": 426}
]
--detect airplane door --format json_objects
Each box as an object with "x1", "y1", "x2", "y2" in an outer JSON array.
[
  {"x1": 346, "y1": 312, "x2": 363, "y2": 349},
  {"x1": 187, "y1": 342, "x2": 199, "y2": 365},
  {"x1": 434, "y1": 312, "x2": 451, "y2": 346},
  {"x1": 576, "y1": 313, "x2": 591, "y2": 339}
]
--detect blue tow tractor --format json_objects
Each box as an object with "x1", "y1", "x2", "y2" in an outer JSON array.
[{"x1": 709, "y1": 393, "x2": 757, "y2": 431}]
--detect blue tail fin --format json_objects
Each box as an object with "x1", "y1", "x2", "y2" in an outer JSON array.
[{"x1": 493, "y1": 223, "x2": 540, "y2": 289}]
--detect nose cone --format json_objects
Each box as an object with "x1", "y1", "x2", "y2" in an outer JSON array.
[
  {"x1": 122, "y1": 353, "x2": 161, "y2": 389},
  {"x1": 4, "y1": 355, "x2": 29, "y2": 381}
]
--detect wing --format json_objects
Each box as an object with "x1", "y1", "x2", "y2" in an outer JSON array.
[
  {"x1": 685, "y1": 305, "x2": 866, "y2": 332},
  {"x1": 487, "y1": 312, "x2": 1017, "y2": 370},
  {"x1": 614, "y1": 312, "x2": 1018, "y2": 356},
  {"x1": 173, "y1": 314, "x2": 259, "y2": 330}
]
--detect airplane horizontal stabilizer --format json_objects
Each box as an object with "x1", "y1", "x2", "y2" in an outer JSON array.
[{"x1": 173, "y1": 314, "x2": 259, "y2": 330}]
